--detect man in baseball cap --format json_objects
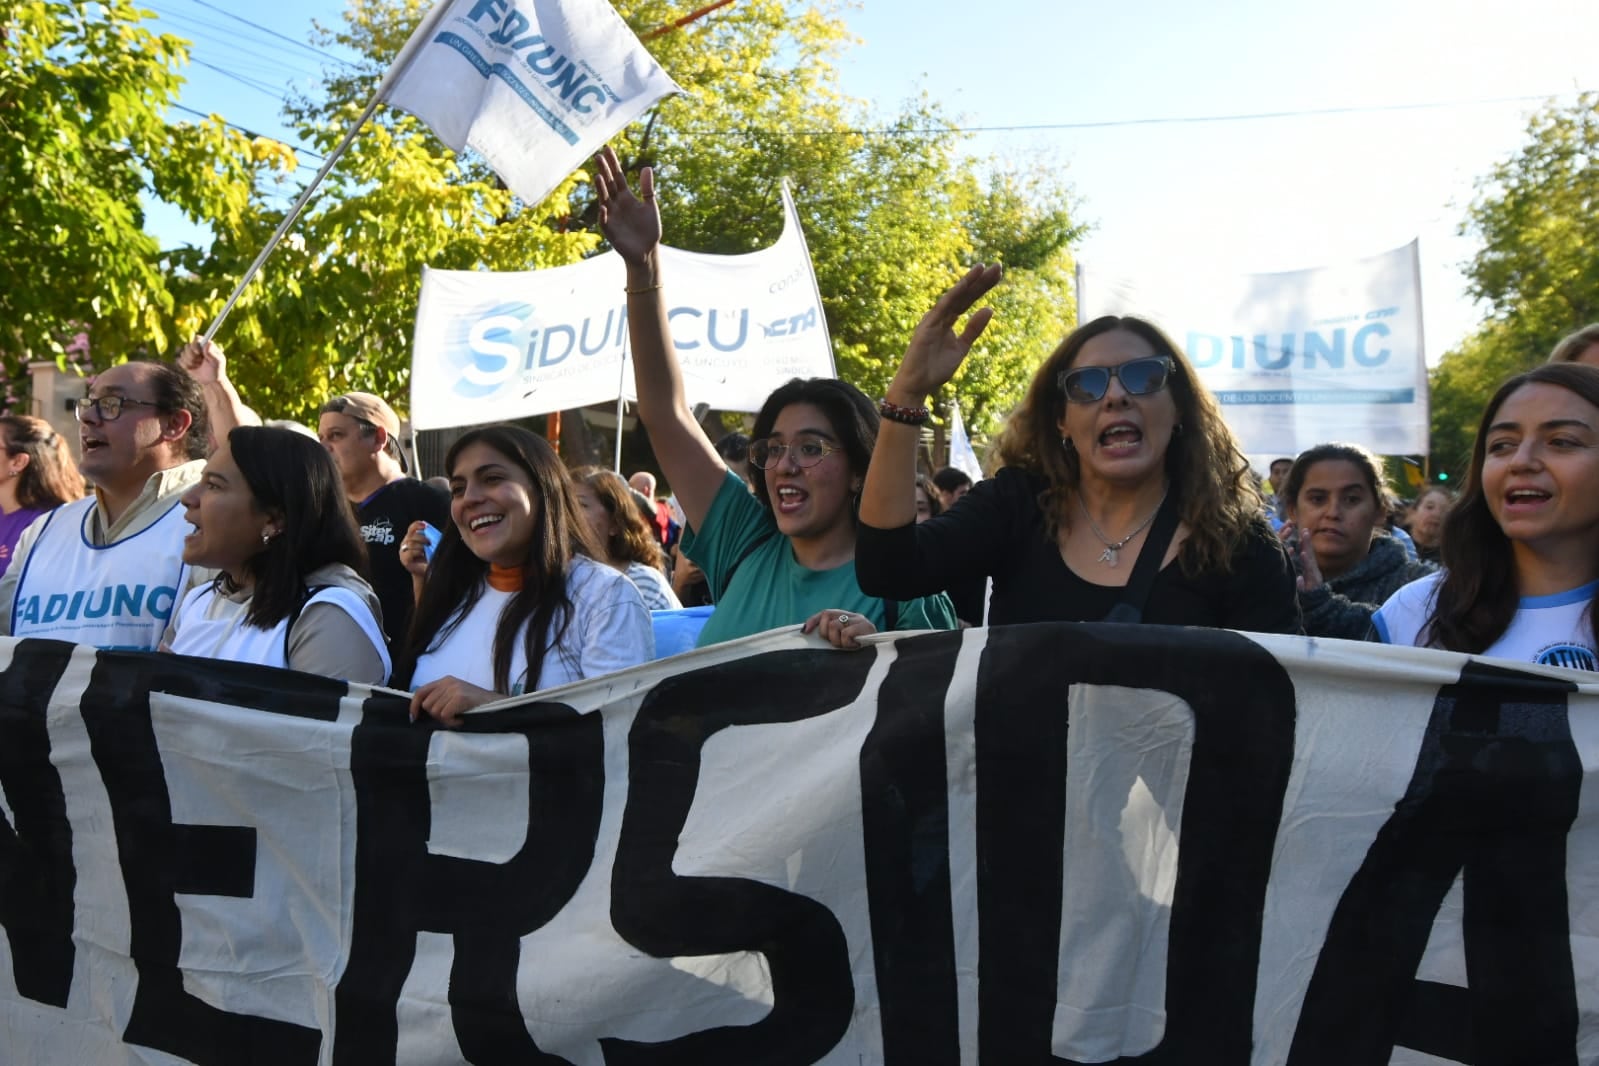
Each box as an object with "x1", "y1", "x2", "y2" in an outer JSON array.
[{"x1": 319, "y1": 393, "x2": 447, "y2": 649}]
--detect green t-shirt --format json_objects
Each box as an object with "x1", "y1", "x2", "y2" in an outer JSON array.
[{"x1": 681, "y1": 471, "x2": 958, "y2": 648}]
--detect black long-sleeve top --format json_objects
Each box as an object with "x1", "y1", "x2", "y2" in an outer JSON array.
[{"x1": 856, "y1": 467, "x2": 1301, "y2": 634}]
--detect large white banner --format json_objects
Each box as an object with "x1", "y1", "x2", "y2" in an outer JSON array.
[
  {"x1": 2, "y1": 626, "x2": 1596, "y2": 1063},
  {"x1": 410, "y1": 185, "x2": 835, "y2": 429},
  {"x1": 1078, "y1": 241, "x2": 1428, "y2": 457},
  {"x1": 383, "y1": 0, "x2": 681, "y2": 207}
]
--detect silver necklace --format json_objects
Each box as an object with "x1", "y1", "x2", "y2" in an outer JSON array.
[{"x1": 1077, "y1": 490, "x2": 1166, "y2": 567}]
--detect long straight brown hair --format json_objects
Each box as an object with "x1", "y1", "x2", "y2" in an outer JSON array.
[{"x1": 1425, "y1": 362, "x2": 1599, "y2": 652}]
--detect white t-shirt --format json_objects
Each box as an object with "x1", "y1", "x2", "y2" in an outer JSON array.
[
  {"x1": 1373, "y1": 572, "x2": 1599, "y2": 672},
  {"x1": 410, "y1": 555, "x2": 653, "y2": 696}
]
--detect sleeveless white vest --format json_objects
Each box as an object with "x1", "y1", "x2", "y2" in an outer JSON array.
[
  {"x1": 169, "y1": 582, "x2": 391, "y2": 679},
  {"x1": 12, "y1": 497, "x2": 192, "y2": 650}
]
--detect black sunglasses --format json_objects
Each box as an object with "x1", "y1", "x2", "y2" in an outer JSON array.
[{"x1": 1058, "y1": 356, "x2": 1174, "y2": 404}]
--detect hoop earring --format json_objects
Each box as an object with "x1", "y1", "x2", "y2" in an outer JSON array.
[{"x1": 1061, "y1": 436, "x2": 1075, "y2": 452}]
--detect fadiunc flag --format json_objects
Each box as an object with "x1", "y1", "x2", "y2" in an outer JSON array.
[{"x1": 383, "y1": 0, "x2": 681, "y2": 206}]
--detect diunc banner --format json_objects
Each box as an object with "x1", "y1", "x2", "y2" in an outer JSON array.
[
  {"x1": 0, "y1": 626, "x2": 1594, "y2": 1064},
  {"x1": 409, "y1": 185, "x2": 834, "y2": 429},
  {"x1": 1077, "y1": 241, "x2": 1428, "y2": 456}
]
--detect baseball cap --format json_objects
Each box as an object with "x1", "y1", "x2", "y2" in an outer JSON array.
[{"x1": 325, "y1": 392, "x2": 408, "y2": 472}]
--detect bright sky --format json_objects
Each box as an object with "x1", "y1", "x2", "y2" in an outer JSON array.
[{"x1": 145, "y1": 0, "x2": 1598, "y2": 361}]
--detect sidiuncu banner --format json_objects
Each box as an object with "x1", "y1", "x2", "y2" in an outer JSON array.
[
  {"x1": 1077, "y1": 241, "x2": 1428, "y2": 457},
  {"x1": 1, "y1": 627, "x2": 1595, "y2": 1064},
  {"x1": 383, "y1": 0, "x2": 680, "y2": 208},
  {"x1": 409, "y1": 184, "x2": 835, "y2": 429}
]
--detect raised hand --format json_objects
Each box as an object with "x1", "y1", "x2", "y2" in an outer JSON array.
[
  {"x1": 889, "y1": 264, "x2": 1004, "y2": 401},
  {"x1": 592, "y1": 145, "x2": 660, "y2": 267},
  {"x1": 1295, "y1": 527, "x2": 1325, "y2": 592},
  {"x1": 177, "y1": 336, "x2": 225, "y2": 385}
]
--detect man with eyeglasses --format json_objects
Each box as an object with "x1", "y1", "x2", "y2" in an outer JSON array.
[{"x1": 0, "y1": 362, "x2": 212, "y2": 649}]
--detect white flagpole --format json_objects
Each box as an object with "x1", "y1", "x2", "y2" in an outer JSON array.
[{"x1": 200, "y1": 0, "x2": 459, "y2": 345}]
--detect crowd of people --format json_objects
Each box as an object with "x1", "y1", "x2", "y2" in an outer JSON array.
[{"x1": 5, "y1": 151, "x2": 1597, "y2": 724}]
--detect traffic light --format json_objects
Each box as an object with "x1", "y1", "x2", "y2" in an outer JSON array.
[{"x1": 1437, "y1": 472, "x2": 1449, "y2": 482}]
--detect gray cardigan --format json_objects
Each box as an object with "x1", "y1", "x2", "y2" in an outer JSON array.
[{"x1": 1299, "y1": 532, "x2": 1436, "y2": 640}]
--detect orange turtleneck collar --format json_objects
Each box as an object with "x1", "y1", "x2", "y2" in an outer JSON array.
[{"x1": 487, "y1": 564, "x2": 525, "y2": 592}]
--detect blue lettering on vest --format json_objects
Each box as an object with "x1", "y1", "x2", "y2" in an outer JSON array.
[
  {"x1": 82, "y1": 587, "x2": 113, "y2": 620},
  {"x1": 65, "y1": 590, "x2": 85, "y2": 621},
  {"x1": 1353, "y1": 322, "x2": 1391, "y2": 366},
  {"x1": 114, "y1": 585, "x2": 145, "y2": 618},
  {"x1": 41, "y1": 594, "x2": 68, "y2": 624},
  {"x1": 148, "y1": 586, "x2": 176, "y2": 621},
  {"x1": 18, "y1": 597, "x2": 40, "y2": 626}
]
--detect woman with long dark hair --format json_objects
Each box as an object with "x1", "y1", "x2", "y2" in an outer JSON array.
[
  {"x1": 165, "y1": 426, "x2": 388, "y2": 682},
  {"x1": 0, "y1": 415, "x2": 84, "y2": 577},
  {"x1": 1374, "y1": 362, "x2": 1599, "y2": 669},
  {"x1": 856, "y1": 270, "x2": 1298, "y2": 632},
  {"x1": 397, "y1": 425, "x2": 652, "y2": 725},
  {"x1": 591, "y1": 147, "x2": 956, "y2": 648}
]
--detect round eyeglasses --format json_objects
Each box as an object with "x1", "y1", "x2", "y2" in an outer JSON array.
[{"x1": 748, "y1": 434, "x2": 841, "y2": 470}]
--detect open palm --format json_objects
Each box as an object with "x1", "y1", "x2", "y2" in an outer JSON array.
[
  {"x1": 593, "y1": 146, "x2": 660, "y2": 266},
  {"x1": 894, "y1": 264, "x2": 1004, "y2": 397}
]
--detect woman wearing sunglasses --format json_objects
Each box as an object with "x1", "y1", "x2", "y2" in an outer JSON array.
[
  {"x1": 857, "y1": 268, "x2": 1299, "y2": 632},
  {"x1": 592, "y1": 147, "x2": 957, "y2": 648}
]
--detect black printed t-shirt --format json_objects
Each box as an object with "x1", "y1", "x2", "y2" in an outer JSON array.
[{"x1": 357, "y1": 478, "x2": 449, "y2": 649}]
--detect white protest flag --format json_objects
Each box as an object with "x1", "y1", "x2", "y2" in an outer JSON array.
[
  {"x1": 383, "y1": 0, "x2": 682, "y2": 206},
  {"x1": 947, "y1": 402, "x2": 982, "y2": 481},
  {"x1": 1078, "y1": 242, "x2": 1428, "y2": 457},
  {"x1": 410, "y1": 182, "x2": 835, "y2": 429}
]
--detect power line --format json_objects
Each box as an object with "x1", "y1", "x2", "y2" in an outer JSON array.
[
  {"x1": 169, "y1": 102, "x2": 326, "y2": 164},
  {"x1": 189, "y1": 57, "x2": 292, "y2": 99},
  {"x1": 176, "y1": 0, "x2": 356, "y2": 69},
  {"x1": 145, "y1": 4, "x2": 328, "y2": 77}
]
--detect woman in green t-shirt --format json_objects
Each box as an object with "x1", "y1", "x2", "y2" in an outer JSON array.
[{"x1": 592, "y1": 147, "x2": 956, "y2": 648}]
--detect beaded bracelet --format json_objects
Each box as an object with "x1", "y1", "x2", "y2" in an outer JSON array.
[{"x1": 878, "y1": 397, "x2": 931, "y2": 426}]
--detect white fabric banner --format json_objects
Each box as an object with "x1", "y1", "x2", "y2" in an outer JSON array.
[
  {"x1": 1, "y1": 626, "x2": 1594, "y2": 1064},
  {"x1": 409, "y1": 185, "x2": 834, "y2": 428},
  {"x1": 1078, "y1": 241, "x2": 1428, "y2": 456},
  {"x1": 383, "y1": 0, "x2": 681, "y2": 206}
]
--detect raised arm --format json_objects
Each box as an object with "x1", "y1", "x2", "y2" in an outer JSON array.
[
  {"x1": 177, "y1": 337, "x2": 261, "y2": 451},
  {"x1": 592, "y1": 147, "x2": 727, "y2": 531},
  {"x1": 859, "y1": 265, "x2": 1003, "y2": 529}
]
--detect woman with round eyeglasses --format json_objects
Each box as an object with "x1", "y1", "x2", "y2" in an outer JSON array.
[
  {"x1": 591, "y1": 147, "x2": 956, "y2": 648},
  {"x1": 857, "y1": 269, "x2": 1299, "y2": 632}
]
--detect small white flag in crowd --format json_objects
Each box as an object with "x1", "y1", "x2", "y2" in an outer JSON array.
[
  {"x1": 948, "y1": 402, "x2": 983, "y2": 481},
  {"x1": 383, "y1": 0, "x2": 682, "y2": 206}
]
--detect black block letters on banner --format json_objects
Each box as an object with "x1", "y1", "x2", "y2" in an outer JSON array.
[
  {"x1": 974, "y1": 623, "x2": 1299, "y2": 1064},
  {"x1": 1288, "y1": 660, "x2": 1582, "y2": 1066},
  {"x1": 604, "y1": 649, "x2": 873, "y2": 1064},
  {"x1": 0, "y1": 640, "x2": 77, "y2": 1007},
  {"x1": 333, "y1": 695, "x2": 605, "y2": 1065}
]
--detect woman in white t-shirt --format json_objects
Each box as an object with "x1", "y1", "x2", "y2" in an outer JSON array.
[
  {"x1": 397, "y1": 425, "x2": 653, "y2": 726},
  {"x1": 166, "y1": 426, "x2": 390, "y2": 682},
  {"x1": 1373, "y1": 363, "x2": 1599, "y2": 671}
]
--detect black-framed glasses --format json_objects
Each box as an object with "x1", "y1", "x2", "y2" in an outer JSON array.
[
  {"x1": 1058, "y1": 356, "x2": 1174, "y2": 404},
  {"x1": 74, "y1": 395, "x2": 161, "y2": 422},
  {"x1": 749, "y1": 434, "x2": 841, "y2": 470}
]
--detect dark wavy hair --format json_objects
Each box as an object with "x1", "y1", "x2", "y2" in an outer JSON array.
[
  {"x1": 402, "y1": 425, "x2": 599, "y2": 695},
  {"x1": 226, "y1": 426, "x2": 368, "y2": 629},
  {"x1": 1282, "y1": 442, "x2": 1392, "y2": 517},
  {"x1": 574, "y1": 466, "x2": 665, "y2": 572},
  {"x1": 915, "y1": 474, "x2": 944, "y2": 519},
  {"x1": 991, "y1": 315, "x2": 1261, "y2": 575},
  {"x1": 0, "y1": 415, "x2": 85, "y2": 509},
  {"x1": 748, "y1": 377, "x2": 877, "y2": 516},
  {"x1": 1424, "y1": 362, "x2": 1599, "y2": 652}
]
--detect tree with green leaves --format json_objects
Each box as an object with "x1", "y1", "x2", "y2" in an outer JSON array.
[
  {"x1": 1429, "y1": 92, "x2": 1599, "y2": 475},
  {"x1": 0, "y1": 0, "x2": 276, "y2": 387}
]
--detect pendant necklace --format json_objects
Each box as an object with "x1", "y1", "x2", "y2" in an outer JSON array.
[{"x1": 1077, "y1": 489, "x2": 1166, "y2": 567}]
